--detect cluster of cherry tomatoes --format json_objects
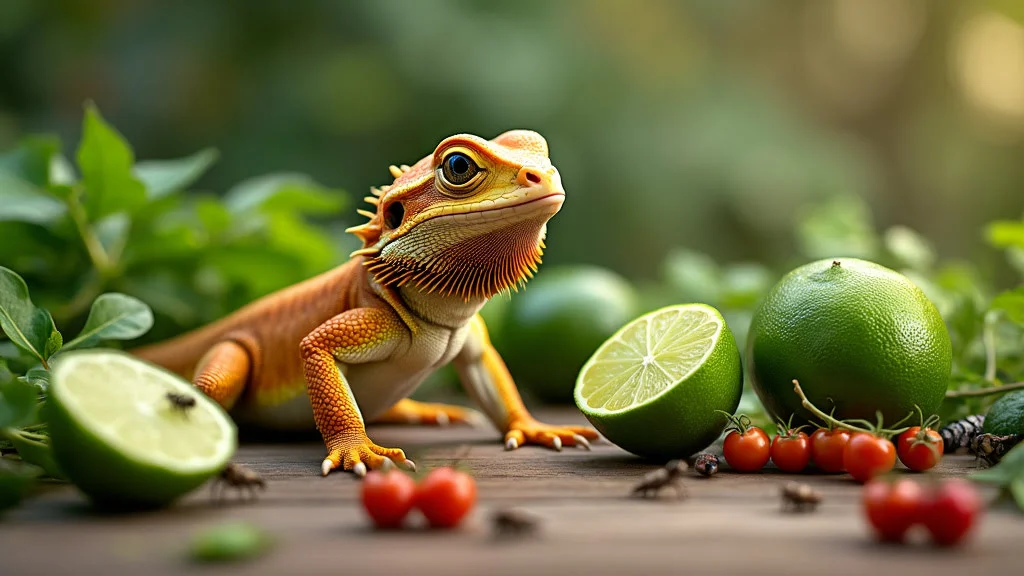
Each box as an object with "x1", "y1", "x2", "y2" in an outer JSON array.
[
  {"x1": 361, "y1": 467, "x2": 477, "y2": 529},
  {"x1": 720, "y1": 413, "x2": 944, "y2": 482},
  {"x1": 864, "y1": 477, "x2": 982, "y2": 547}
]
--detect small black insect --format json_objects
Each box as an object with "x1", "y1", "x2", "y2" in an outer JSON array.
[
  {"x1": 939, "y1": 415, "x2": 985, "y2": 454},
  {"x1": 694, "y1": 453, "x2": 719, "y2": 477},
  {"x1": 166, "y1": 392, "x2": 197, "y2": 414},
  {"x1": 780, "y1": 482, "x2": 822, "y2": 513},
  {"x1": 492, "y1": 508, "x2": 540, "y2": 538},
  {"x1": 212, "y1": 463, "x2": 267, "y2": 501},
  {"x1": 631, "y1": 460, "x2": 688, "y2": 499},
  {"x1": 968, "y1": 433, "x2": 1023, "y2": 467}
]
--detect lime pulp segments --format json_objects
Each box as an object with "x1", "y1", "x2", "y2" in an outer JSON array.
[
  {"x1": 574, "y1": 304, "x2": 742, "y2": 459},
  {"x1": 46, "y1": 350, "x2": 237, "y2": 507}
]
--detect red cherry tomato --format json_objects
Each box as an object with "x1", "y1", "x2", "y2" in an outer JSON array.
[
  {"x1": 361, "y1": 470, "x2": 417, "y2": 529},
  {"x1": 415, "y1": 467, "x2": 477, "y2": 529},
  {"x1": 896, "y1": 426, "x2": 943, "y2": 472},
  {"x1": 844, "y1": 433, "x2": 896, "y2": 483},
  {"x1": 723, "y1": 427, "x2": 771, "y2": 472},
  {"x1": 770, "y1": 430, "x2": 811, "y2": 472},
  {"x1": 810, "y1": 428, "x2": 851, "y2": 473},
  {"x1": 923, "y1": 479, "x2": 983, "y2": 547},
  {"x1": 862, "y1": 478, "x2": 926, "y2": 542}
]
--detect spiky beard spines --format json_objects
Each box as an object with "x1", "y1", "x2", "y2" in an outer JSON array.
[{"x1": 362, "y1": 235, "x2": 546, "y2": 302}]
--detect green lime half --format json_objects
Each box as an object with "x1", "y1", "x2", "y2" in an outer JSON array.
[
  {"x1": 574, "y1": 304, "x2": 742, "y2": 459},
  {"x1": 46, "y1": 350, "x2": 237, "y2": 508}
]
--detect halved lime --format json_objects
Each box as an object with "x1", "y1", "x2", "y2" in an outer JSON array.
[
  {"x1": 574, "y1": 304, "x2": 742, "y2": 459},
  {"x1": 46, "y1": 350, "x2": 237, "y2": 508}
]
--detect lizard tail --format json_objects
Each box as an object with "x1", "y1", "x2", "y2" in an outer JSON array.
[{"x1": 131, "y1": 330, "x2": 218, "y2": 379}]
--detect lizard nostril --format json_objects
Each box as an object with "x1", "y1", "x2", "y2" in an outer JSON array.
[{"x1": 518, "y1": 167, "x2": 543, "y2": 186}]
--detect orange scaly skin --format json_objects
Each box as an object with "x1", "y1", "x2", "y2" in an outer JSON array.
[{"x1": 133, "y1": 130, "x2": 599, "y2": 476}]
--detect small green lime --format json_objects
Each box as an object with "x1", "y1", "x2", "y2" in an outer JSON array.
[
  {"x1": 984, "y1": 390, "x2": 1024, "y2": 436},
  {"x1": 747, "y1": 258, "x2": 952, "y2": 425},
  {"x1": 501, "y1": 266, "x2": 636, "y2": 403},
  {"x1": 45, "y1": 350, "x2": 237, "y2": 508},
  {"x1": 574, "y1": 304, "x2": 743, "y2": 459}
]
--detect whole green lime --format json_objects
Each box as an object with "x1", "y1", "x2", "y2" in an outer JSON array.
[
  {"x1": 983, "y1": 390, "x2": 1024, "y2": 435},
  {"x1": 500, "y1": 266, "x2": 636, "y2": 403},
  {"x1": 747, "y1": 258, "x2": 951, "y2": 426}
]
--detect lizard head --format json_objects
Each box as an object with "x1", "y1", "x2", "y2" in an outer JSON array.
[{"x1": 347, "y1": 130, "x2": 564, "y2": 301}]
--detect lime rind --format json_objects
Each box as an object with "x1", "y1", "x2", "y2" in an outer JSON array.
[
  {"x1": 50, "y1": 350, "x2": 236, "y2": 475},
  {"x1": 575, "y1": 304, "x2": 723, "y2": 415}
]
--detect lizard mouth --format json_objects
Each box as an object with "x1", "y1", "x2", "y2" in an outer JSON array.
[{"x1": 412, "y1": 190, "x2": 565, "y2": 229}]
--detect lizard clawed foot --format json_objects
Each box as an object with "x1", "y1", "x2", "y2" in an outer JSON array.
[
  {"x1": 321, "y1": 435, "x2": 416, "y2": 477},
  {"x1": 373, "y1": 399, "x2": 489, "y2": 428},
  {"x1": 504, "y1": 418, "x2": 600, "y2": 452}
]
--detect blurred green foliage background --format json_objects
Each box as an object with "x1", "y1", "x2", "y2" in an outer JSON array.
[
  {"x1": 2, "y1": 0, "x2": 1022, "y2": 275},
  {"x1": 1, "y1": 0, "x2": 1023, "y2": 413}
]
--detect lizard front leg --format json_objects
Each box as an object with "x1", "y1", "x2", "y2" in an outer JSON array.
[
  {"x1": 300, "y1": 308, "x2": 415, "y2": 477},
  {"x1": 453, "y1": 315, "x2": 600, "y2": 451}
]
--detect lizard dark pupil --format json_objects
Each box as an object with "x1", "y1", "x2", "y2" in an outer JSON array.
[
  {"x1": 450, "y1": 155, "x2": 469, "y2": 174},
  {"x1": 442, "y1": 152, "x2": 479, "y2": 186}
]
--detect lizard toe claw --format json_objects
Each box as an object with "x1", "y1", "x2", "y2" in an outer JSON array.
[
  {"x1": 573, "y1": 434, "x2": 592, "y2": 450},
  {"x1": 352, "y1": 462, "x2": 368, "y2": 478},
  {"x1": 321, "y1": 458, "x2": 336, "y2": 477},
  {"x1": 402, "y1": 459, "x2": 417, "y2": 472},
  {"x1": 504, "y1": 418, "x2": 600, "y2": 452},
  {"x1": 505, "y1": 436, "x2": 519, "y2": 451}
]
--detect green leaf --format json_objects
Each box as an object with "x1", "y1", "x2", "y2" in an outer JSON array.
[
  {"x1": 76, "y1": 102, "x2": 147, "y2": 220},
  {"x1": 63, "y1": 293, "x2": 154, "y2": 350},
  {"x1": 0, "y1": 267, "x2": 62, "y2": 365},
  {"x1": 1011, "y1": 479, "x2": 1024, "y2": 513},
  {"x1": 986, "y1": 220, "x2": 1024, "y2": 250},
  {"x1": 0, "y1": 457, "x2": 42, "y2": 511},
  {"x1": 0, "y1": 173, "x2": 67, "y2": 225},
  {"x1": 18, "y1": 366, "x2": 50, "y2": 391},
  {"x1": 992, "y1": 288, "x2": 1024, "y2": 326},
  {"x1": 0, "y1": 360, "x2": 12, "y2": 385},
  {"x1": 0, "y1": 135, "x2": 61, "y2": 187},
  {"x1": 134, "y1": 148, "x2": 218, "y2": 199},
  {"x1": 0, "y1": 377, "x2": 39, "y2": 430},
  {"x1": 224, "y1": 173, "x2": 344, "y2": 216},
  {"x1": 7, "y1": 429, "x2": 64, "y2": 480},
  {"x1": 884, "y1": 225, "x2": 936, "y2": 271}
]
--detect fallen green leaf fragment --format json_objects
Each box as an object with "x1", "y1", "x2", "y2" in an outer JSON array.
[{"x1": 189, "y1": 521, "x2": 273, "y2": 562}]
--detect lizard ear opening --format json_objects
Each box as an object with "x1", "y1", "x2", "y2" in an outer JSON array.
[{"x1": 383, "y1": 202, "x2": 405, "y2": 230}]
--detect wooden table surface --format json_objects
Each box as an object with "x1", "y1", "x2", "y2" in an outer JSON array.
[{"x1": 2, "y1": 408, "x2": 1022, "y2": 576}]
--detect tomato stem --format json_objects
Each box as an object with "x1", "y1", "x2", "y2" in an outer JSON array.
[{"x1": 791, "y1": 379, "x2": 910, "y2": 439}]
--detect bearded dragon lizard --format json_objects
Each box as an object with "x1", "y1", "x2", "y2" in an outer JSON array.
[{"x1": 133, "y1": 130, "x2": 600, "y2": 476}]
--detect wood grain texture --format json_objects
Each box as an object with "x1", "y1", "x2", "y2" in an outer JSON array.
[{"x1": 1, "y1": 408, "x2": 1021, "y2": 576}]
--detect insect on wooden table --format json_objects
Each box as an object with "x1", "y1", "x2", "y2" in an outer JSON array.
[
  {"x1": 780, "y1": 482, "x2": 822, "y2": 513},
  {"x1": 211, "y1": 463, "x2": 267, "y2": 501},
  {"x1": 631, "y1": 460, "x2": 688, "y2": 499}
]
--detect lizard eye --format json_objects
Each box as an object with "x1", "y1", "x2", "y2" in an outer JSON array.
[{"x1": 438, "y1": 151, "x2": 483, "y2": 191}]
